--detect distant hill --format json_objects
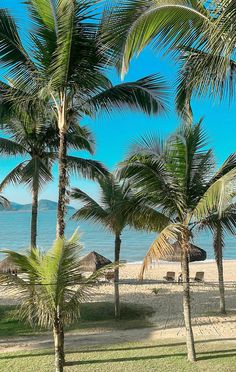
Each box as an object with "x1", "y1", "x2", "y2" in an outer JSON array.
[{"x1": 0, "y1": 199, "x2": 75, "y2": 212}]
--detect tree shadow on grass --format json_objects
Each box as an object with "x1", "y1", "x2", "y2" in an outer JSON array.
[
  {"x1": 65, "y1": 348, "x2": 236, "y2": 366},
  {"x1": 65, "y1": 354, "x2": 187, "y2": 366},
  {"x1": 2, "y1": 339, "x2": 236, "y2": 363}
]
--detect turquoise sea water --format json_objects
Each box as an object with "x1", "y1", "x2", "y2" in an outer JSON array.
[{"x1": 0, "y1": 210, "x2": 235, "y2": 261}]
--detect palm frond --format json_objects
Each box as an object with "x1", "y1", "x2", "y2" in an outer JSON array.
[
  {"x1": 0, "y1": 8, "x2": 37, "y2": 86},
  {"x1": 140, "y1": 223, "x2": 184, "y2": 278},
  {"x1": 0, "y1": 194, "x2": 9, "y2": 208},
  {"x1": 0, "y1": 137, "x2": 27, "y2": 156},
  {"x1": 70, "y1": 187, "x2": 108, "y2": 225},
  {"x1": 192, "y1": 168, "x2": 236, "y2": 220},
  {"x1": 0, "y1": 233, "x2": 106, "y2": 328},
  {"x1": 127, "y1": 203, "x2": 172, "y2": 232},
  {"x1": 118, "y1": 136, "x2": 184, "y2": 216},
  {"x1": 102, "y1": 0, "x2": 211, "y2": 77},
  {"x1": 0, "y1": 161, "x2": 27, "y2": 191},
  {"x1": 67, "y1": 124, "x2": 95, "y2": 154},
  {"x1": 87, "y1": 74, "x2": 169, "y2": 116},
  {"x1": 196, "y1": 202, "x2": 236, "y2": 236},
  {"x1": 208, "y1": 153, "x2": 236, "y2": 186},
  {"x1": 20, "y1": 157, "x2": 53, "y2": 191},
  {"x1": 67, "y1": 156, "x2": 108, "y2": 181},
  {"x1": 176, "y1": 48, "x2": 236, "y2": 117}
]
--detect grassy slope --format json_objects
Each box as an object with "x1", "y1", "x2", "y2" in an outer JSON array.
[
  {"x1": 0, "y1": 302, "x2": 154, "y2": 338},
  {"x1": 1, "y1": 340, "x2": 236, "y2": 371}
]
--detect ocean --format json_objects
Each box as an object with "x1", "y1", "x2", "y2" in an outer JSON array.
[{"x1": 0, "y1": 210, "x2": 235, "y2": 262}]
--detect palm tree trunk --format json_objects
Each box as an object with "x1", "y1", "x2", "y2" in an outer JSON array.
[
  {"x1": 60, "y1": 321, "x2": 65, "y2": 366},
  {"x1": 31, "y1": 181, "x2": 39, "y2": 248},
  {"x1": 53, "y1": 323, "x2": 64, "y2": 372},
  {"x1": 57, "y1": 129, "x2": 67, "y2": 238},
  {"x1": 181, "y1": 231, "x2": 196, "y2": 362},
  {"x1": 114, "y1": 233, "x2": 121, "y2": 319},
  {"x1": 214, "y1": 224, "x2": 225, "y2": 314},
  {"x1": 55, "y1": 100, "x2": 67, "y2": 368}
]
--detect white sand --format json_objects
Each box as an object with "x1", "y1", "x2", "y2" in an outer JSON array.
[
  {"x1": 1, "y1": 260, "x2": 236, "y2": 342},
  {"x1": 91, "y1": 260, "x2": 236, "y2": 339}
]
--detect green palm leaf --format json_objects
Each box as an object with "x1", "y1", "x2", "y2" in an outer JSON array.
[
  {"x1": 0, "y1": 233, "x2": 110, "y2": 328},
  {"x1": 0, "y1": 161, "x2": 27, "y2": 191},
  {"x1": 140, "y1": 223, "x2": 184, "y2": 278},
  {"x1": 70, "y1": 187, "x2": 108, "y2": 225},
  {"x1": 102, "y1": 0, "x2": 210, "y2": 77},
  {"x1": 0, "y1": 137, "x2": 27, "y2": 155},
  {"x1": 0, "y1": 8, "x2": 37, "y2": 85},
  {"x1": 67, "y1": 156, "x2": 108, "y2": 181},
  {"x1": 176, "y1": 48, "x2": 236, "y2": 117},
  {"x1": 87, "y1": 74, "x2": 169, "y2": 115},
  {"x1": 0, "y1": 194, "x2": 9, "y2": 208},
  {"x1": 192, "y1": 168, "x2": 236, "y2": 220}
]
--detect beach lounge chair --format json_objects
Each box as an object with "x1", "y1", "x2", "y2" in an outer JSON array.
[
  {"x1": 192, "y1": 271, "x2": 204, "y2": 282},
  {"x1": 163, "y1": 271, "x2": 175, "y2": 282}
]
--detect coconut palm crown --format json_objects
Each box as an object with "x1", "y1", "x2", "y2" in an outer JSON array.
[{"x1": 0, "y1": 113, "x2": 107, "y2": 247}]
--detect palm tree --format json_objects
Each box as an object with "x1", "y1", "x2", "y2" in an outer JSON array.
[
  {"x1": 0, "y1": 233, "x2": 110, "y2": 372},
  {"x1": 0, "y1": 115, "x2": 107, "y2": 247},
  {"x1": 70, "y1": 173, "x2": 165, "y2": 319},
  {"x1": 196, "y1": 203, "x2": 236, "y2": 314},
  {"x1": 118, "y1": 122, "x2": 236, "y2": 361},
  {"x1": 0, "y1": 1, "x2": 169, "y2": 241}
]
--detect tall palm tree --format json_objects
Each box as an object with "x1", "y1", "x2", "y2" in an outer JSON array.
[
  {"x1": 118, "y1": 122, "x2": 236, "y2": 361},
  {"x1": 0, "y1": 115, "x2": 107, "y2": 247},
  {"x1": 196, "y1": 204, "x2": 236, "y2": 314},
  {"x1": 0, "y1": 233, "x2": 110, "y2": 372},
  {"x1": 0, "y1": 1, "x2": 169, "y2": 241},
  {"x1": 70, "y1": 173, "x2": 165, "y2": 319}
]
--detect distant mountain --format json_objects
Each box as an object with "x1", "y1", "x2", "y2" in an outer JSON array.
[{"x1": 0, "y1": 199, "x2": 75, "y2": 212}]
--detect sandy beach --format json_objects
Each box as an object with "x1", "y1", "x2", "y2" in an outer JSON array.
[
  {"x1": 93, "y1": 260, "x2": 236, "y2": 340},
  {"x1": 1, "y1": 260, "x2": 236, "y2": 350}
]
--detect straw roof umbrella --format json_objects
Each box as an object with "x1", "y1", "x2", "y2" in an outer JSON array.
[
  {"x1": 0, "y1": 257, "x2": 18, "y2": 273},
  {"x1": 79, "y1": 251, "x2": 112, "y2": 272},
  {"x1": 160, "y1": 242, "x2": 207, "y2": 262}
]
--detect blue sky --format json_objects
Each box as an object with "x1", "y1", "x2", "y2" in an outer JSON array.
[{"x1": 1, "y1": 0, "x2": 236, "y2": 204}]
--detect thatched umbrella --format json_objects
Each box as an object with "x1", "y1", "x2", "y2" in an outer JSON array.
[
  {"x1": 0, "y1": 257, "x2": 18, "y2": 274},
  {"x1": 79, "y1": 251, "x2": 112, "y2": 272},
  {"x1": 160, "y1": 242, "x2": 207, "y2": 262}
]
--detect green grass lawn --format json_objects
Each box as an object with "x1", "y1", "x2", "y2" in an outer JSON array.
[
  {"x1": 0, "y1": 302, "x2": 154, "y2": 338},
  {"x1": 1, "y1": 340, "x2": 236, "y2": 371}
]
